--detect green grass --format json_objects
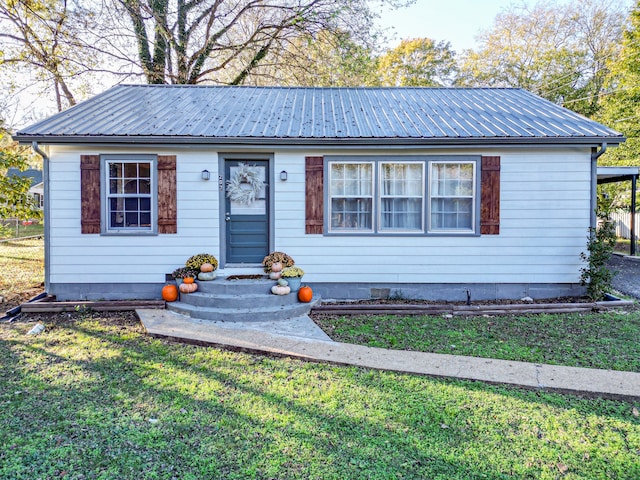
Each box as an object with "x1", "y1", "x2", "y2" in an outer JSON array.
[
  {"x1": 1, "y1": 312, "x2": 639, "y2": 479},
  {"x1": 313, "y1": 309, "x2": 640, "y2": 372},
  {"x1": 0, "y1": 221, "x2": 44, "y2": 240},
  {"x1": 0, "y1": 238, "x2": 44, "y2": 307}
]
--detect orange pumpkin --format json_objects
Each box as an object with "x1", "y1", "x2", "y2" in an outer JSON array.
[
  {"x1": 162, "y1": 284, "x2": 179, "y2": 302},
  {"x1": 179, "y1": 282, "x2": 198, "y2": 293},
  {"x1": 298, "y1": 285, "x2": 313, "y2": 303},
  {"x1": 183, "y1": 277, "x2": 195, "y2": 284},
  {"x1": 200, "y1": 263, "x2": 214, "y2": 272}
]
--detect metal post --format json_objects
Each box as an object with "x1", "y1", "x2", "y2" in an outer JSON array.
[{"x1": 631, "y1": 174, "x2": 637, "y2": 256}]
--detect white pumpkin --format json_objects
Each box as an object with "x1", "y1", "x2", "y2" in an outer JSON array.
[{"x1": 271, "y1": 284, "x2": 291, "y2": 295}]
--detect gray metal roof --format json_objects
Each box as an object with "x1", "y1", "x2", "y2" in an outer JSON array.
[{"x1": 15, "y1": 85, "x2": 624, "y2": 146}]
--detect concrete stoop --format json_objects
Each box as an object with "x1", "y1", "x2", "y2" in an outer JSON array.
[{"x1": 167, "y1": 276, "x2": 320, "y2": 323}]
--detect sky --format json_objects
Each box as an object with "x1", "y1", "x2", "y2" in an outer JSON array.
[{"x1": 374, "y1": 0, "x2": 575, "y2": 52}]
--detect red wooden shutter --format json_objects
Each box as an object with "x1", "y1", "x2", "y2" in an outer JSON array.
[
  {"x1": 480, "y1": 156, "x2": 500, "y2": 235},
  {"x1": 80, "y1": 155, "x2": 101, "y2": 234},
  {"x1": 157, "y1": 155, "x2": 177, "y2": 234},
  {"x1": 305, "y1": 156, "x2": 324, "y2": 234}
]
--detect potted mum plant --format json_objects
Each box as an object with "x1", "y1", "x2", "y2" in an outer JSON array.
[
  {"x1": 281, "y1": 266, "x2": 304, "y2": 291},
  {"x1": 171, "y1": 266, "x2": 199, "y2": 285},
  {"x1": 262, "y1": 251, "x2": 295, "y2": 277}
]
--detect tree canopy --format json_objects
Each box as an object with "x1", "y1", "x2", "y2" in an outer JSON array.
[
  {"x1": 456, "y1": 0, "x2": 626, "y2": 117},
  {"x1": 0, "y1": 127, "x2": 42, "y2": 226},
  {"x1": 375, "y1": 38, "x2": 457, "y2": 87}
]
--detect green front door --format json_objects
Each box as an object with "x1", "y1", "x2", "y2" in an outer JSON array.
[{"x1": 224, "y1": 160, "x2": 269, "y2": 264}]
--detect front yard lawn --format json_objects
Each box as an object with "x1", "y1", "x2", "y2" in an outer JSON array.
[
  {"x1": 0, "y1": 238, "x2": 44, "y2": 313},
  {"x1": 312, "y1": 309, "x2": 640, "y2": 372},
  {"x1": 1, "y1": 312, "x2": 639, "y2": 479}
]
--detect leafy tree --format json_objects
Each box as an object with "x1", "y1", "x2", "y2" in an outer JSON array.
[
  {"x1": 375, "y1": 38, "x2": 458, "y2": 87},
  {"x1": 595, "y1": 1, "x2": 640, "y2": 210},
  {"x1": 0, "y1": 126, "x2": 42, "y2": 233},
  {"x1": 457, "y1": 0, "x2": 625, "y2": 117},
  {"x1": 243, "y1": 29, "x2": 378, "y2": 87},
  {"x1": 598, "y1": 1, "x2": 640, "y2": 166}
]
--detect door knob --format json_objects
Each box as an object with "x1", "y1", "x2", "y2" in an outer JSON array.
[{"x1": 225, "y1": 212, "x2": 231, "y2": 221}]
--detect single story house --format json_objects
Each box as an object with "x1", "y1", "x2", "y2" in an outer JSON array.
[
  {"x1": 28, "y1": 182, "x2": 44, "y2": 209},
  {"x1": 14, "y1": 85, "x2": 624, "y2": 301}
]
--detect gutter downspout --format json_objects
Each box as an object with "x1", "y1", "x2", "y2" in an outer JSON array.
[
  {"x1": 591, "y1": 143, "x2": 607, "y2": 230},
  {"x1": 31, "y1": 141, "x2": 50, "y2": 294}
]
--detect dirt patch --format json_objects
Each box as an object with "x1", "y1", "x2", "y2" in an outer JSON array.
[
  {"x1": 1, "y1": 288, "x2": 44, "y2": 317},
  {"x1": 8, "y1": 310, "x2": 141, "y2": 327}
]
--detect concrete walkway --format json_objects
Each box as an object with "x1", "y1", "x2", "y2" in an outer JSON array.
[{"x1": 137, "y1": 309, "x2": 640, "y2": 402}]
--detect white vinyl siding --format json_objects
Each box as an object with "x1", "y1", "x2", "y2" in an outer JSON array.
[
  {"x1": 45, "y1": 146, "x2": 592, "y2": 293},
  {"x1": 276, "y1": 148, "x2": 591, "y2": 285},
  {"x1": 47, "y1": 147, "x2": 220, "y2": 287}
]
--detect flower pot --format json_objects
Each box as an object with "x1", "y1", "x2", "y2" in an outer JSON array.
[{"x1": 286, "y1": 276, "x2": 302, "y2": 292}]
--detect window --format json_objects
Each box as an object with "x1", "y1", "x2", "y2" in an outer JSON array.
[
  {"x1": 429, "y1": 161, "x2": 475, "y2": 233},
  {"x1": 102, "y1": 155, "x2": 157, "y2": 234},
  {"x1": 380, "y1": 162, "x2": 423, "y2": 231},
  {"x1": 329, "y1": 162, "x2": 373, "y2": 231},
  {"x1": 325, "y1": 156, "x2": 479, "y2": 235}
]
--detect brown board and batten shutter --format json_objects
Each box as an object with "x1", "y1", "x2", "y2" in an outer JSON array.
[
  {"x1": 157, "y1": 155, "x2": 177, "y2": 234},
  {"x1": 305, "y1": 156, "x2": 324, "y2": 234},
  {"x1": 80, "y1": 155, "x2": 101, "y2": 234},
  {"x1": 480, "y1": 156, "x2": 500, "y2": 235}
]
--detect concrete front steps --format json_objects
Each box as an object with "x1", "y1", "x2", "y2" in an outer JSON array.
[{"x1": 167, "y1": 276, "x2": 320, "y2": 322}]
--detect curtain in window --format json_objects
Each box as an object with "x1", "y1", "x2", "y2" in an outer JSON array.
[
  {"x1": 330, "y1": 163, "x2": 373, "y2": 230},
  {"x1": 380, "y1": 163, "x2": 423, "y2": 230},
  {"x1": 430, "y1": 163, "x2": 474, "y2": 231}
]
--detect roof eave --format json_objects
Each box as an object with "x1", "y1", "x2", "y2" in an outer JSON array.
[{"x1": 14, "y1": 134, "x2": 625, "y2": 147}]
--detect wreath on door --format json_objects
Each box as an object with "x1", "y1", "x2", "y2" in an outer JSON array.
[{"x1": 226, "y1": 163, "x2": 263, "y2": 206}]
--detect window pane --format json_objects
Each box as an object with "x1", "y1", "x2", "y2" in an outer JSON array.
[
  {"x1": 431, "y1": 198, "x2": 473, "y2": 230},
  {"x1": 109, "y1": 163, "x2": 121, "y2": 179},
  {"x1": 139, "y1": 179, "x2": 151, "y2": 194},
  {"x1": 124, "y1": 163, "x2": 138, "y2": 177},
  {"x1": 331, "y1": 198, "x2": 372, "y2": 230},
  {"x1": 381, "y1": 198, "x2": 422, "y2": 230},
  {"x1": 139, "y1": 163, "x2": 151, "y2": 178}
]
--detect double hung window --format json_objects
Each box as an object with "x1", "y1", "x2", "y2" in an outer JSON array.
[
  {"x1": 327, "y1": 156, "x2": 478, "y2": 235},
  {"x1": 102, "y1": 155, "x2": 157, "y2": 234},
  {"x1": 330, "y1": 162, "x2": 373, "y2": 231},
  {"x1": 429, "y1": 161, "x2": 475, "y2": 233}
]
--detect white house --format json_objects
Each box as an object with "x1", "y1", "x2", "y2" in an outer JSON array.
[
  {"x1": 14, "y1": 85, "x2": 624, "y2": 301},
  {"x1": 28, "y1": 181, "x2": 44, "y2": 209}
]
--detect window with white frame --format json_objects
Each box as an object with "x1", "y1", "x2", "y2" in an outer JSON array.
[
  {"x1": 329, "y1": 162, "x2": 373, "y2": 231},
  {"x1": 429, "y1": 161, "x2": 475, "y2": 232},
  {"x1": 103, "y1": 156, "x2": 156, "y2": 233},
  {"x1": 379, "y1": 162, "x2": 424, "y2": 231},
  {"x1": 327, "y1": 156, "x2": 478, "y2": 235}
]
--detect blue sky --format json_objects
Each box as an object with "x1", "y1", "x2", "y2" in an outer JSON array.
[{"x1": 375, "y1": 0, "x2": 589, "y2": 52}]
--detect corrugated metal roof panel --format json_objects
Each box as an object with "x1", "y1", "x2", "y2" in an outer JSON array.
[{"x1": 16, "y1": 85, "x2": 623, "y2": 144}]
